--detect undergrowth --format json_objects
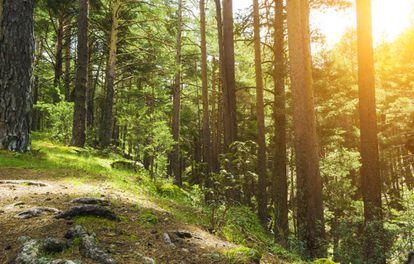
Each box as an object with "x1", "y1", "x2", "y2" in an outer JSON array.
[{"x1": 0, "y1": 133, "x2": 314, "y2": 263}]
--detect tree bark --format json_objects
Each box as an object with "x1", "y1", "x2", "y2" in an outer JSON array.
[
  {"x1": 71, "y1": 0, "x2": 89, "y2": 147},
  {"x1": 53, "y1": 16, "x2": 64, "y2": 102},
  {"x1": 0, "y1": 0, "x2": 35, "y2": 152},
  {"x1": 87, "y1": 38, "x2": 94, "y2": 129},
  {"x1": 200, "y1": 0, "x2": 213, "y2": 180},
  {"x1": 64, "y1": 23, "x2": 72, "y2": 102},
  {"x1": 252, "y1": 0, "x2": 268, "y2": 223},
  {"x1": 211, "y1": 58, "x2": 220, "y2": 172},
  {"x1": 272, "y1": 0, "x2": 289, "y2": 247},
  {"x1": 356, "y1": 0, "x2": 385, "y2": 263},
  {"x1": 214, "y1": 0, "x2": 226, "y2": 156},
  {"x1": 100, "y1": 0, "x2": 120, "y2": 148},
  {"x1": 222, "y1": 0, "x2": 237, "y2": 150},
  {"x1": 286, "y1": 0, "x2": 326, "y2": 258},
  {"x1": 171, "y1": 0, "x2": 183, "y2": 186}
]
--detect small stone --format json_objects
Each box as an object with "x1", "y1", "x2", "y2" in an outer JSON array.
[
  {"x1": 13, "y1": 202, "x2": 25, "y2": 207},
  {"x1": 174, "y1": 230, "x2": 192, "y2": 239},
  {"x1": 142, "y1": 256, "x2": 155, "y2": 264},
  {"x1": 18, "y1": 236, "x2": 30, "y2": 243},
  {"x1": 16, "y1": 207, "x2": 61, "y2": 219},
  {"x1": 66, "y1": 225, "x2": 117, "y2": 264},
  {"x1": 163, "y1": 233, "x2": 175, "y2": 248},
  {"x1": 181, "y1": 248, "x2": 189, "y2": 253}
]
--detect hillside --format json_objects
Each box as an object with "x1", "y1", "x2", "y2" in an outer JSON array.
[{"x1": 0, "y1": 134, "x2": 306, "y2": 264}]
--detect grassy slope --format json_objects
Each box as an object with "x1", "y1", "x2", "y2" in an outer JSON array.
[{"x1": 0, "y1": 133, "x2": 307, "y2": 264}]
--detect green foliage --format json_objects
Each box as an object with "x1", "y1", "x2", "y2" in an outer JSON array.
[
  {"x1": 313, "y1": 258, "x2": 337, "y2": 264},
  {"x1": 207, "y1": 141, "x2": 258, "y2": 206},
  {"x1": 156, "y1": 182, "x2": 185, "y2": 198},
  {"x1": 74, "y1": 216, "x2": 116, "y2": 230},
  {"x1": 34, "y1": 102, "x2": 74, "y2": 144},
  {"x1": 223, "y1": 246, "x2": 261, "y2": 264},
  {"x1": 138, "y1": 211, "x2": 159, "y2": 226},
  {"x1": 387, "y1": 192, "x2": 414, "y2": 262}
]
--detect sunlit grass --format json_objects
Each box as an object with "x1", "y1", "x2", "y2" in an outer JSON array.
[{"x1": 0, "y1": 133, "x2": 305, "y2": 263}]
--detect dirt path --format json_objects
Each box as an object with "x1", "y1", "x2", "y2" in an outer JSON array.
[{"x1": 0, "y1": 168, "x2": 241, "y2": 264}]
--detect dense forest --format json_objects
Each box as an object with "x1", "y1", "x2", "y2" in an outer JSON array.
[{"x1": 0, "y1": 0, "x2": 413, "y2": 263}]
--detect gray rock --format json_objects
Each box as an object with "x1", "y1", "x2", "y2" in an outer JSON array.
[
  {"x1": 15, "y1": 238, "x2": 79, "y2": 264},
  {"x1": 16, "y1": 207, "x2": 61, "y2": 219},
  {"x1": 15, "y1": 239, "x2": 43, "y2": 264},
  {"x1": 49, "y1": 260, "x2": 79, "y2": 264},
  {"x1": 70, "y1": 198, "x2": 110, "y2": 206},
  {"x1": 174, "y1": 230, "x2": 193, "y2": 239},
  {"x1": 56, "y1": 205, "x2": 118, "y2": 221},
  {"x1": 163, "y1": 233, "x2": 175, "y2": 248},
  {"x1": 142, "y1": 257, "x2": 155, "y2": 264},
  {"x1": 0, "y1": 180, "x2": 48, "y2": 187},
  {"x1": 67, "y1": 225, "x2": 117, "y2": 264}
]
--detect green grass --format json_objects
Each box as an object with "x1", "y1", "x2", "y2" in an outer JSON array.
[
  {"x1": 0, "y1": 133, "x2": 308, "y2": 263},
  {"x1": 74, "y1": 216, "x2": 117, "y2": 230},
  {"x1": 223, "y1": 246, "x2": 262, "y2": 263}
]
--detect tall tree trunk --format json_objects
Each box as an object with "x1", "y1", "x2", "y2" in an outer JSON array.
[
  {"x1": 53, "y1": 16, "x2": 64, "y2": 102},
  {"x1": 272, "y1": 0, "x2": 289, "y2": 247},
  {"x1": 286, "y1": 0, "x2": 326, "y2": 258},
  {"x1": 171, "y1": 0, "x2": 183, "y2": 186},
  {"x1": 71, "y1": 0, "x2": 89, "y2": 147},
  {"x1": 87, "y1": 42, "x2": 94, "y2": 129},
  {"x1": 0, "y1": 0, "x2": 35, "y2": 152},
  {"x1": 100, "y1": 0, "x2": 120, "y2": 148},
  {"x1": 32, "y1": 39, "x2": 44, "y2": 131},
  {"x1": 222, "y1": 0, "x2": 237, "y2": 150},
  {"x1": 214, "y1": 0, "x2": 226, "y2": 156},
  {"x1": 200, "y1": 0, "x2": 213, "y2": 179},
  {"x1": 252, "y1": 0, "x2": 268, "y2": 223},
  {"x1": 64, "y1": 23, "x2": 72, "y2": 102},
  {"x1": 211, "y1": 58, "x2": 220, "y2": 172},
  {"x1": 356, "y1": 0, "x2": 385, "y2": 263}
]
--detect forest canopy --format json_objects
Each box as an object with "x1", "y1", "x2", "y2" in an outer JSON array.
[{"x1": 0, "y1": 0, "x2": 413, "y2": 263}]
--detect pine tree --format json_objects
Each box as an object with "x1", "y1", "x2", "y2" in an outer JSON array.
[
  {"x1": 286, "y1": 0, "x2": 326, "y2": 258},
  {"x1": 356, "y1": 0, "x2": 385, "y2": 263},
  {"x1": 71, "y1": 0, "x2": 89, "y2": 147},
  {"x1": 0, "y1": 0, "x2": 35, "y2": 152}
]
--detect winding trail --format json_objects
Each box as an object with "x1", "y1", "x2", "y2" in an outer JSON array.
[{"x1": 0, "y1": 168, "x2": 243, "y2": 264}]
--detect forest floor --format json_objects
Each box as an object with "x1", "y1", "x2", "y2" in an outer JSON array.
[{"x1": 0, "y1": 134, "x2": 302, "y2": 264}]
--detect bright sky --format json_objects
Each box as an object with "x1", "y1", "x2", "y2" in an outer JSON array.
[{"x1": 234, "y1": 0, "x2": 414, "y2": 46}]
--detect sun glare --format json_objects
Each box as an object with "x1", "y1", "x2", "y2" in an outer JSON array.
[
  {"x1": 235, "y1": 0, "x2": 414, "y2": 46},
  {"x1": 372, "y1": 0, "x2": 414, "y2": 41},
  {"x1": 313, "y1": 0, "x2": 414, "y2": 45}
]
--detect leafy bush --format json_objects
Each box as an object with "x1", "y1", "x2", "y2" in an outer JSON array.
[
  {"x1": 156, "y1": 182, "x2": 186, "y2": 198},
  {"x1": 34, "y1": 101, "x2": 74, "y2": 144},
  {"x1": 313, "y1": 258, "x2": 337, "y2": 264},
  {"x1": 138, "y1": 211, "x2": 159, "y2": 226},
  {"x1": 223, "y1": 246, "x2": 261, "y2": 264}
]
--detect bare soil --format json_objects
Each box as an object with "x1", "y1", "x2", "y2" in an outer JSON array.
[{"x1": 0, "y1": 168, "x2": 244, "y2": 264}]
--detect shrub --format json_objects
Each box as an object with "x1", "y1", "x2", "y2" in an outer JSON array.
[{"x1": 34, "y1": 102, "x2": 74, "y2": 144}]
